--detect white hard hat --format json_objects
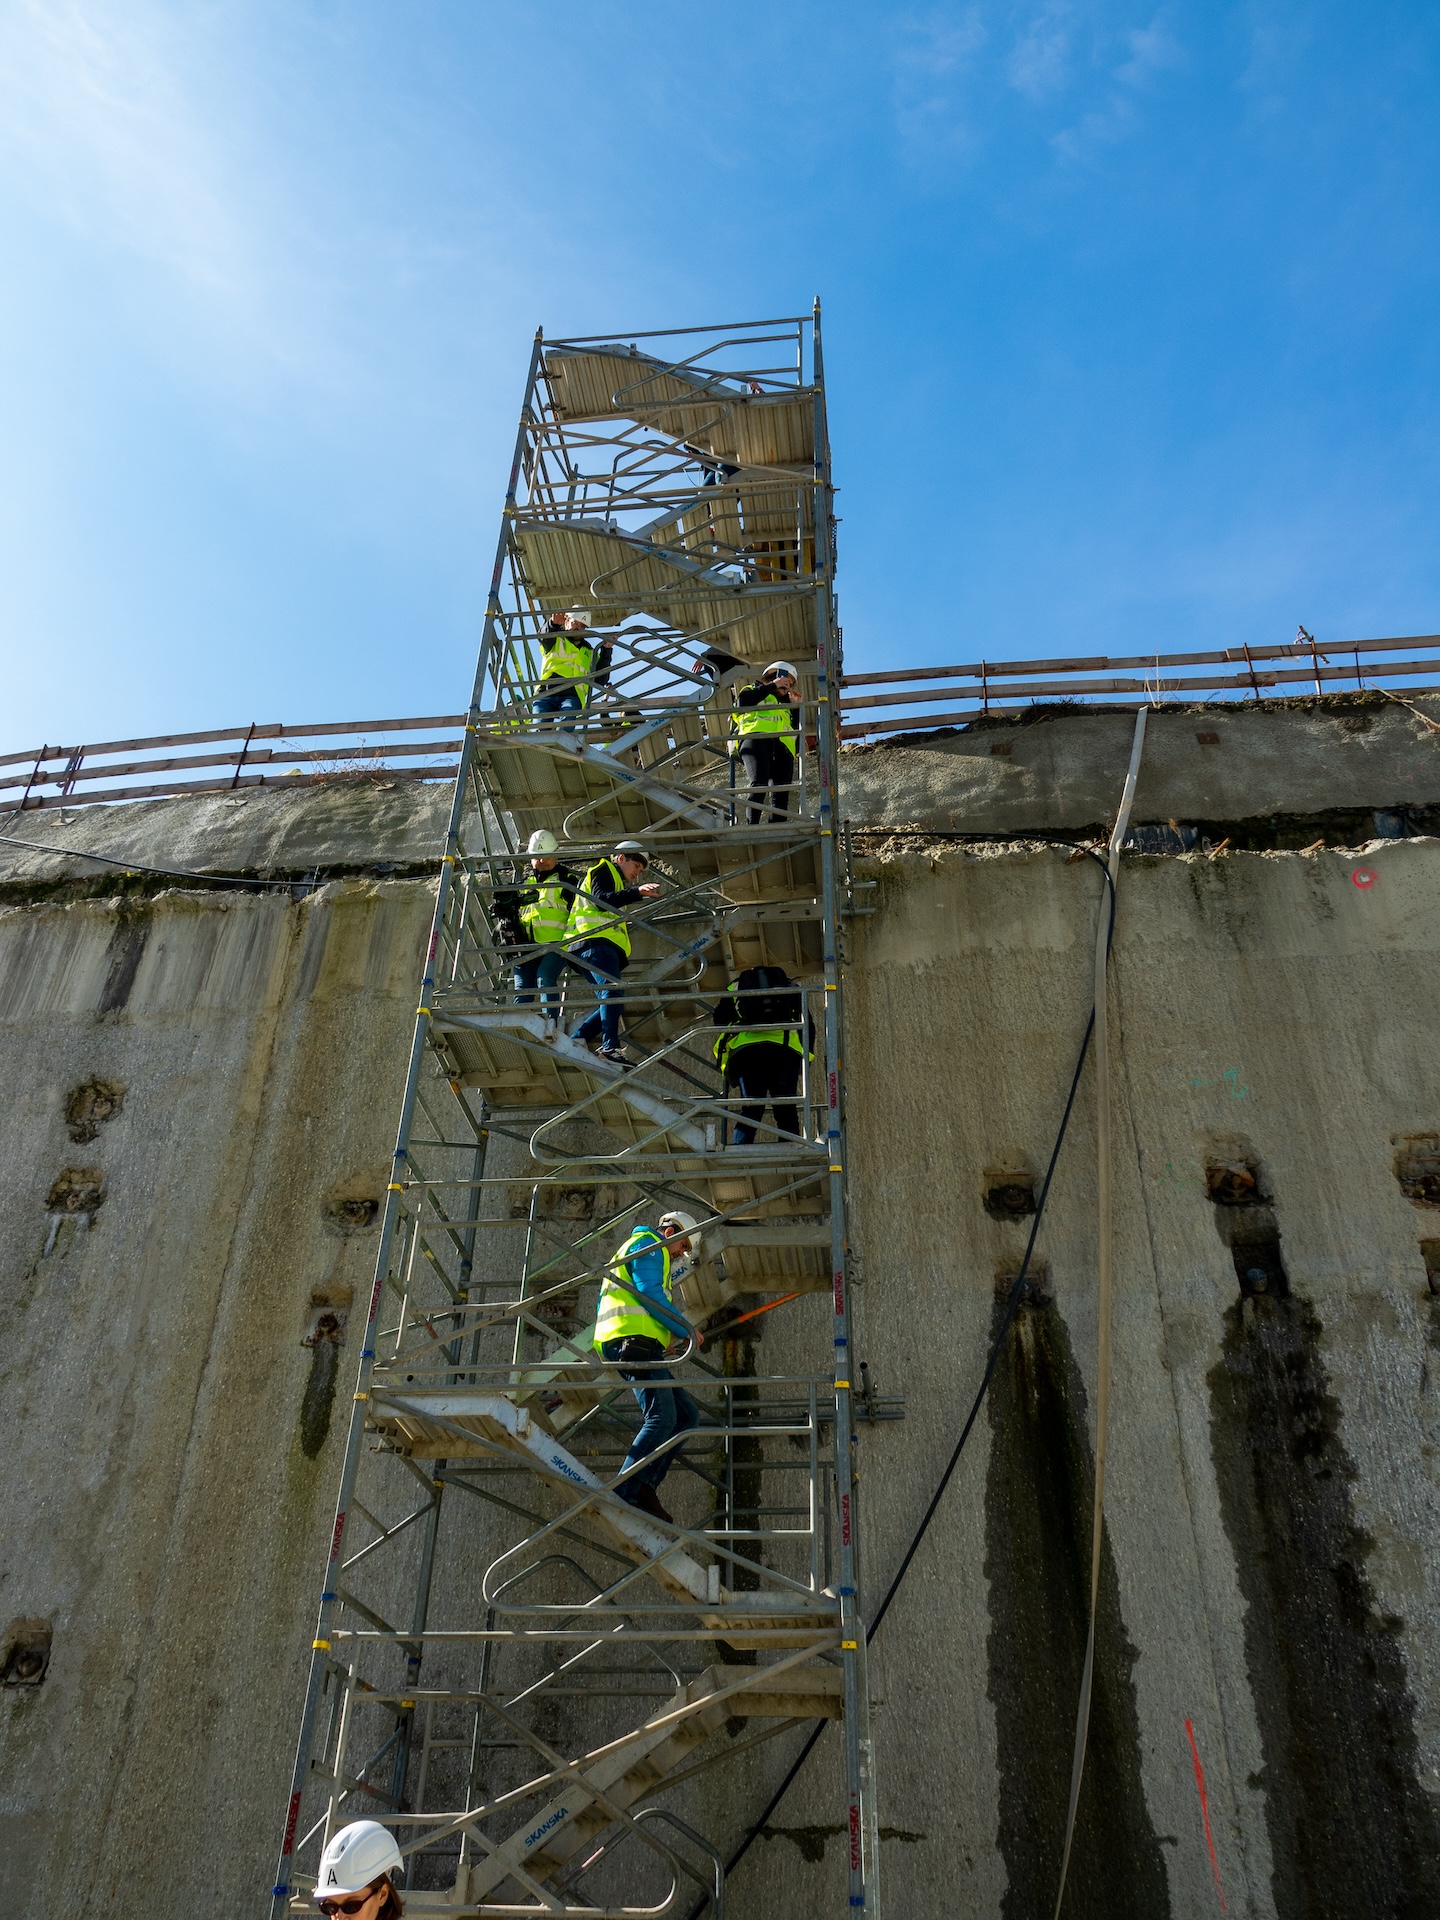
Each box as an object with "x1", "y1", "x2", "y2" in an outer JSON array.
[
  {"x1": 527, "y1": 829, "x2": 559, "y2": 856},
  {"x1": 613, "y1": 839, "x2": 649, "y2": 864},
  {"x1": 565, "y1": 606, "x2": 592, "y2": 626},
  {"x1": 316, "y1": 1821, "x2": 403, "y2": 1898},
  {"x1": 658, "y1": 1210, "x2": 701, "y2": 1259},
  {"x1": 764, "y1": 660, "x2": 799, "y2": 679}
]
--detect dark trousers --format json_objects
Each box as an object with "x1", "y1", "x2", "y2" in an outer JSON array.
[
  {"x1": 739, "y1": 737, "x2": 795, "y2": 826},
  {"x1": 569, "y1": 938, "x2": 626, "y2": 1049},
  {"x1": 514, "y1": 949, "x2": 564, "y2": 1012},
  {"x1": 535, "y1": 683, "x2": 583, "y2": 735},
  {"x1": 600, "y1": 1336, "x2": 701, "y2": 1491},
  {"x1": 727, "y1": 1041, "x2": 802, "y2": 1145}
]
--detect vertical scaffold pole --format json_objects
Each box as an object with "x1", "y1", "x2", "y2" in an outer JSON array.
[{"x1": 812, "y1": 298, "x2": 881, "y2": 1917}]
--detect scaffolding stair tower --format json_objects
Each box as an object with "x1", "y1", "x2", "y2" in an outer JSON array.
[{"x1": 271, "y1": 310, "x2": 882, "y2": 1917}]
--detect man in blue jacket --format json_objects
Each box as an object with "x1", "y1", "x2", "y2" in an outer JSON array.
[{"x1": 594, "y1": 1212, "x2": 705, "y2": 1523}]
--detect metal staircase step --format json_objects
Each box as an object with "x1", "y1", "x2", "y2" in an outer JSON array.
[{"x1": 451, "y1": 1658, "x2": 843, "y2": 1909}]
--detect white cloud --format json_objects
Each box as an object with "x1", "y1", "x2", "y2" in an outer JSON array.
[
  {"x1": 1115, "y1": 16, "x2": 1182, "y2": 90},
  {"x1": 1052, "y1": 10, "x2": 1183, "y2": 159},
  {"x1": 890, "y1": 8, "x2": 989, "y2": 150},
  {"x1": 1008, "y1": 4, "x2": 1072, "y2": 103}
]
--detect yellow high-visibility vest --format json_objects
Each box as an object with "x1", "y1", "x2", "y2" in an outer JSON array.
[
  {"x1": 566, "y1": 859, "x2": 633, "y2": 957},
  {"x1": 593, "y1": 1228, "x2": 673, "y2": 1347},
  {"x1": 712, "y1": 979, "x2": 811, "y2": 1071},
  {"x1": 731, "y1": 687, "x2": 797, "y2": 746},
  {"x1": 518, "y1": 868, "x2": 573, "y2": 943},
  {"x1": 540, "y1": 633, "x2": 593, "y2": 706}
]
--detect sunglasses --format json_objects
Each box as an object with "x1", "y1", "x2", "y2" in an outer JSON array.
[{"x1": 318, "y1": 1892, "x2": 381, "y2": 1916}]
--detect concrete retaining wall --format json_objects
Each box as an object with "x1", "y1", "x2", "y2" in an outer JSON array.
[
  {"x1": 3, "y1": 701, "x2": 1439, "y2": 1916},
  {"x1": 0, "y1": 877, "x2": 434, "y2": 1915}
]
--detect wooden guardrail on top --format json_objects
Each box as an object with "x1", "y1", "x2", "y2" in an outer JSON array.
[
  {"x1": 0, "y1": 715, "x2": 466, "y2": 812},
  {"x1": 8, "y1": 631, "x2": 1440, "y2": 808},
  {"x1": 838, "y1": 631, "x2": 1440, "y2": 741}
]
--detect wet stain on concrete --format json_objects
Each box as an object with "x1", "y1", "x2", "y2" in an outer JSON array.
[
  {"x1": 1209, "y1": 1292, "x2": 1440, "y2": 1917},
  {"x1": 96, "y1": 912, "x2": 149, "y2": 1014},
  {"x1": 298, "y1": 1311, "x2": 347, "y2": 1458},
  {"x1": 757, "y1": 1822, "x2": 924, "y2": 1863},
  {"x1": 984, "y1": 1293, "x2": 1168, "y2": 1919}
]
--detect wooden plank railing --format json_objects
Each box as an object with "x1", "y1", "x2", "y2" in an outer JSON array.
[
  {"x1": 838, "y1": 632, "x2": 1440, "y2": 740},
  {"x1": 8, "y1": 632, "x2": 1439, "y2": 808},
  {"x1": 0, "y1": 716, "x2": 466, "y2": 812}
]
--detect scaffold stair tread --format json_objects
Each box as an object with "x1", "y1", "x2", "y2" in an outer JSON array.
[
  {"x1": 443, "y1": 1659, "x2": 840, "y2": 1908},
  {"x1": 511, "y1": 523, "x2": 815, "y2": 658},
  {"x1": 367, "y1": 1386, "x2": 839, "y2": 1632},
  {"x1": 475, "y1": 733, "x2": 726, "y2": 834},
  {"x1": 543, "y1": 343, "x2": 817, "y2": 466}
]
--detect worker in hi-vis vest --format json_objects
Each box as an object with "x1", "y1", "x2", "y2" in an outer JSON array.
[
  {"x1": 534, "y1": 607, "x2": 610, "y2": 725},
  {"x1": 730, "y1": 660, "x2": 801, "y2": 826},
  {"x1": 564, "y1": 840, "x2": 659, "y2": 1068},
  {"x1": 713, "y1": 966, "x2": 815, "y2": 1146},
  {"x1": 513, "y1": 829, "x2": 577, "y2": 1017},
  {"x1": 594, "y1": 1212, "x2": 704, "y2": 1523}
]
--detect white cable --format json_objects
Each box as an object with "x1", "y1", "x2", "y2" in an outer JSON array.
[{"x1": 1053, "y1": 705, "x2": 1148, "y2": 1917}]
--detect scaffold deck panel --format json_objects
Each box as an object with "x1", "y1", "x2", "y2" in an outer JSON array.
[
  {"x1": 543, "y1": 344, "x2": 817, "y2": 468},
  {"x1": 271, "y1": 311, "x2": 881, "y2": 1919}
]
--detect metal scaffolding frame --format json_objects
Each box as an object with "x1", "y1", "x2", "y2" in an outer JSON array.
[{"x1": 270, "y1": 309, "x2": 884, "y2": 1916}]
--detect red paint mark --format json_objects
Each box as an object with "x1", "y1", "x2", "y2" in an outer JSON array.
[
  {"x1": 833, "y1": 1269, "x2": 845, "y2": 1315},
  {"x1": 1351, "y1": 867, "x2": 1376, "y2": 890},
  {"x1": 1185, "y1": 1719, "x2": 1227, "y2": 1912},
  {"x1": 281, "y1": 1789, "x2": 302, "y2": 1855},
  {"x1": 427, "y1": 931, "x2": 440, "y2": 962},
  {"x1": 848, "y1": 1799, "x2": 862, "y2": 1872},
  {"x1": 329, "y1": 1511, "x2": 347, "y2": 1565},
  {"x1": 840, "y1": 1492, "x2": 852, "y2": 1546},
  {"x1": 369, "y1": 1276, "x2": 384, "y2": 1320},
  {"x1": 828, "y1": 1071, "x2": 839, "y2": 1109}
]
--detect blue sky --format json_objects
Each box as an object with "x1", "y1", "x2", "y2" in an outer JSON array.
[{"x1": 3, "y1": 1, "x2": 1438, "y2": 750}]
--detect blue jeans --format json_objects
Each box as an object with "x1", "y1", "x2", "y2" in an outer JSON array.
[
  {"x1": 535, "y1": 685, "x2": 583, "y2": 730},
  {"x1": 600, "y1": 1336, "x2": 701, "y2": 1492},
  {"x1": 513, "y1": 948, "x2": 564, "y2": 1012},
  {"x1": 569, "y1": 938, "x2": 626, "y2": 1049}
]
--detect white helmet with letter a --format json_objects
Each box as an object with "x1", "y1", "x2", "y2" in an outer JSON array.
[
  {"x1": 527, "y1": 829, "x2": 559, "y2": 855},
  {"x1": 764, "y1": 660, "x2": 799, "y2": 680},
  {"x1": 316, "y1": 1821, "x2": 402, "y2": 1898},
  {"x1": 658, "y1": 1210, "x2": 702, "y2": 1261}
]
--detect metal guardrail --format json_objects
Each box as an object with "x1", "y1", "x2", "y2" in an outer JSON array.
[
  {"x1": 0, "y1": 715, "x2": 465, "y2": 811},
  {"x1": 9, "y1": 630, "x2": 1438, "y2": 811},
  {"x1": 838, "y1": 631, "x2": 1440, "y2": 740}
]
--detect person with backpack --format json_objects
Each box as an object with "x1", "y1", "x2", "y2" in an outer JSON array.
[
  {"x1": 712, "y1": 966, "x2": 816, "y2": 1146},
  {"x1": 730, "y1": 661, "x2": 802, "y2": 825},
  {"x1": 564, "y1": 840, "x2": 660, "y2": 1067},
  {"x1": 513, "y1": 829, "x2": 578, "y2": 1017},
  {"x1": 593, "y1": 1211, "x2": 705, "y2": 1524}
]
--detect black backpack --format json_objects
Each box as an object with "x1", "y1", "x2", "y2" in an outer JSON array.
[
  {"x1": 734, "y1": 965, "x2": 800, "y2": 1029},
  {"x1": 491, "y1": 888, "x2": 525, "y2": 950}
]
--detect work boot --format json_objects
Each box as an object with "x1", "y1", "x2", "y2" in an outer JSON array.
[{"x1": 621, "y1": 1483, "x2": 673, "y2": 1524}]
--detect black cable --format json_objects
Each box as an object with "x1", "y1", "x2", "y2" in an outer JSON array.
[
  {"x1": 0, "y1": 829, "x2": 312, "y2": 891},
  {"x1": 683, "y1": 845, "x2": 1115, "y2": 1917}
]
